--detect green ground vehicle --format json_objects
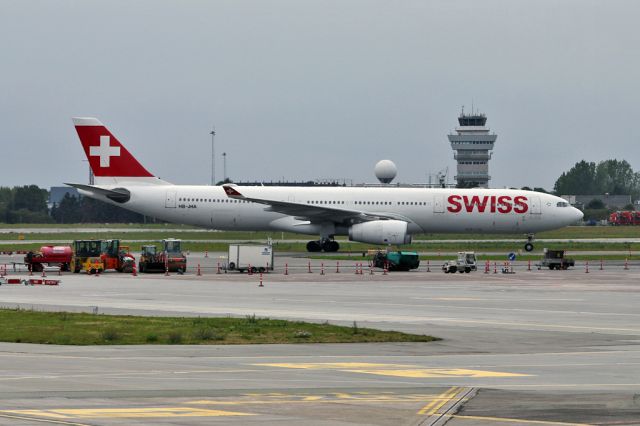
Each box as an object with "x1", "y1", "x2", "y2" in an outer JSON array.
[
  {"x1": 138, "y1": 239, "x2": 187, "y2": 273},
  {"x1": 372, "y1": 251, "x2": 420, "y2": 271}
]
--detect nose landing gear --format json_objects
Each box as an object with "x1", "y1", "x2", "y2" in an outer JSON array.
[{"x1": 524, "y1": 234, "x2": 535, "y2": 252}]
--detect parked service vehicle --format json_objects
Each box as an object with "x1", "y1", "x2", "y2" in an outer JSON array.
[
  {"x1": 227, "y1": 244, "x2": 273, "y2": 273},
  {"x1": 442, "y1": 252, "x2": 478, "y2": 273},
  {"x1": 101, "y1": 239, "x2": 135, "y2": 273},
  {"x1": 71, "y1": 240, "x2": 103, "y2": 273},
  {"x1": 537, "y1": 249, "x2": 575, "y2": 270},
  {"x1": 138, "y1": 239, "x2": 187, "y2": 273},
  {"x1": 24, "y1": 245, "x2": 72, "y2": 272},
  {"x1": 609, "y1": 211, "x2": 640, "y2": 225},
  {"x1": 372, "y1": 250, "x2": 420, "y2": 271},
  {"x1": 71, "y1": 239, "x2": 135, "y2": 274}
]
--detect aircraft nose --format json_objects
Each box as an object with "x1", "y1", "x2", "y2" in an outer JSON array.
[{"x1": 573, "y1": 207, "x2": 584, "y2": 221}]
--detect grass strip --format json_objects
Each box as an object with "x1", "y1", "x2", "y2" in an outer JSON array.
[{"x1": 0, "y1": 309, "x2": 438, "y2": 345}]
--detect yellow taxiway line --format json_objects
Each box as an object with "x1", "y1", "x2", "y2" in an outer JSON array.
[{"x1": 417, "y1": 386, "x2": 461, "y2": 415}]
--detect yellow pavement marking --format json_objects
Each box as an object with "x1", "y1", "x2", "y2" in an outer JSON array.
[
  {"x1": 254, "y1": 362, "x2": 531, "y2": 378},
  {"x1": 1, "y1": 407, "x2": 254, "y2": 419},
  {"x1": 417, "y1": 386, "x2": 460, "y2": 415},
  {"x1": 187, "y1": 393, "x2": 443, "y2": 405},
  {"x1": 303, "y1": 395, "x2": 323, "y2": 401},
  {"x1": 345, "y1": 368, "x2": 529, "y2": 378},
  {"x1": 450, "y1": 414, "x2": 591, "y2": 425}
]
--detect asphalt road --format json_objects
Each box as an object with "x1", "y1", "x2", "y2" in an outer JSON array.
[{"x1": 0, "y1": 254, "x2": 639, "y2": 425}]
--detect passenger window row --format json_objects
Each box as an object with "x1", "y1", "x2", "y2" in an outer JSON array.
[
  {"x1": 179, "y1": 198, "x2": 249, "y2": 203},
  {"x1": 306, "y1": 200, "x2": 427, "y2": 206},
  {"x1": 179, "y1": 197, "x2": 428, "y2": 207}
]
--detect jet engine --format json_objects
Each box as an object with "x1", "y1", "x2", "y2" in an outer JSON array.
[{"x1": 348, "y1": 220, "x2": 412, "y2": 245}]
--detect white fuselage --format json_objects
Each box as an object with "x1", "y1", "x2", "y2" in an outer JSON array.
[{"x1": 80, "y1": 185, "x2": 582, "y2": 236}]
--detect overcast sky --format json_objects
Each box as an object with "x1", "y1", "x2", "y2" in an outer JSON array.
[{"x1": 2, "y1": 0, "x2": 638, "y2": 191}]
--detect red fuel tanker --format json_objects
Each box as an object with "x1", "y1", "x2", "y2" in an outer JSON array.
[{"x1": 24, "y1": 246, "x2": 72, "y2": 272}]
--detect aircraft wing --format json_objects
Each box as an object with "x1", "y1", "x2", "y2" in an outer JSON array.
[{"x1": 222, "y1": 185, "x2": 399, "y2": 224}]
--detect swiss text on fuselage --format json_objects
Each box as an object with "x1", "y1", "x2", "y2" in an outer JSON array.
[{"x1": 447, "y1": 195, "x2": 529, "y2": 214}]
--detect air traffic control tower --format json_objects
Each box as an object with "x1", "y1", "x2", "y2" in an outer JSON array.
[{"x1": 448, "y1": 109, "x2": 497, "y2": 188}]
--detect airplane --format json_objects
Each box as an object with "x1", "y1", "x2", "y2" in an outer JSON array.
[{"x1": 67, "y1": 117, "x2": 584, "y2": 252}]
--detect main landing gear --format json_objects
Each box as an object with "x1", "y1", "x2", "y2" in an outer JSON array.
[
  {"x1": 524, "y1": 233, "x2": 535, "y2": 252},
  {"x1": 306, "y1": 239, "x2": 340, "y2": 252}
]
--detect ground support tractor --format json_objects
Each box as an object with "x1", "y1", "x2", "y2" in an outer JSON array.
[
  {"x1": 442, "y1": 252, "x2": 478, "y2": 274},
  {"x1": 138, "y1": 239, "x2": 187, "y2": 273},
  {"x1": 101, "y1": 239, "x2": 135, "y2": 273},
  {"x1": 372, "y1": 250, "x2": 420, "y2": 271},
  {"x1": 537, "y1": 249, "x2": 575, "y2": 270},
  {"x1": 71, "y1": 240, "x2": 135, "y2": 274},
  {"x1": 24, "y1": 246, "x2": 72, "y2": 272},
  {"x1": 71, "y1": 240, "x2": 103, "y2": 274}
]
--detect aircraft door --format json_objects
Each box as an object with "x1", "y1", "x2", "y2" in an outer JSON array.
[
  {"x1": 433, "y1": 195, "x2": 445, "y2": 213},
  {"x1": 165, "y1": 191, "x2": 177, "y2": 208},
  {"x1": 529, "y1": 196, "x2": 541, "y2": 214}
]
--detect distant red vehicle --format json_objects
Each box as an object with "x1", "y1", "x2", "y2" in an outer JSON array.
[
  {"x1": 609, "y1": 211, "x2": 640, "y2": 225},
  {"x1": 24, "y1": 246, "x2": 72, "y2": 272}
]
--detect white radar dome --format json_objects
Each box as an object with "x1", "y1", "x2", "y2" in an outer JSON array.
[{"x1": 374, "y1": 160, "x2": 397, "y2": 184}]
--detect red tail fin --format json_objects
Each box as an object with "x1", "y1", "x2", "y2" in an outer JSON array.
[{"x1": 73, "y1": 117, "x2": 153, "y2": 178}]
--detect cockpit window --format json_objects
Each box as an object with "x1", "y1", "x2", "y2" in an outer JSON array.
[{"x1": 556, "y1": 202, "x2": 569, "y2": 207}]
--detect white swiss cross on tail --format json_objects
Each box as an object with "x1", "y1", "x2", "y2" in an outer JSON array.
[
  {"x1": 73, "y1": 117, "x2": 162, "y2": 183},
  {"x1": 90, "y1": 135, "x2": 121, "y2": 167}
]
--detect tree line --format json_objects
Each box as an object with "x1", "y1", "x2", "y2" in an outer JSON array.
[
  {"x1": 0, "y1": 186, "x2": 144, "y2": 224},
  {"x1": 553, "y1": 159, "x2": 639, "y2": 199}
]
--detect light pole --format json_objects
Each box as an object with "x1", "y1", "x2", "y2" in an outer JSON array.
[
  {"x1": 222, "y1": 152, "x2": 227, "y2": 182},
  {"x1": 210, "y1": 126, "x2": 216, "y2": 185}
]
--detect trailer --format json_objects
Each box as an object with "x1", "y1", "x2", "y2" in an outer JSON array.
[
  {"x1": 24, "y1": 246, "x2": 72, "y2": 272},
  {"x1": 227, "y1": 244, "x2": 273, "y2": 273}
]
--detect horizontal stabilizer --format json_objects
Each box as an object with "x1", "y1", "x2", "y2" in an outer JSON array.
[{"x1": 64, "y1": 183, "x2": 131, "y2": 203}]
